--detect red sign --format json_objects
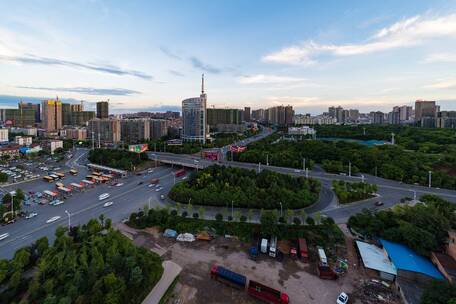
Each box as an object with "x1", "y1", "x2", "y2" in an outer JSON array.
[{"x1": 229, "y1": 145, "x2": 246, "y2": 153}]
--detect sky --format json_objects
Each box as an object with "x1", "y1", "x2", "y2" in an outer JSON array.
[{"x1": 2, "y1": 0, "x2": 456, "y2": 114}]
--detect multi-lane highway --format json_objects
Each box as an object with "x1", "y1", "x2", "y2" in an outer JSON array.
[
  {"x1": 0, "y1": 150, "x2": 184, "y2": 259},
  {"x1": 150, "y1": 152, "x2": 456, "y2": 223}
]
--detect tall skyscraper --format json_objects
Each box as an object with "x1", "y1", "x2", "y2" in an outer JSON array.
[
  {"x1": 182, "y1": 75, "x2": 207, "y2": 143},
  {"x1": 42, "y1": 99, "x2": 62, "y2": 131},
  {"x1": 87, "y1": 118, "x2": 121, "y2": 144},
  {"x1": 415, "y1": 100, "x2": 436, "y2": 122},
  {"x1": 96, "y1": 101, "x2": 109, "y2": 119}
]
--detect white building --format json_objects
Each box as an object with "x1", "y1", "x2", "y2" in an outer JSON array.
[
  {"x1": 182, "y1": 75, "x2": 207, "y2": 144},
  {"x1": 15, "y1": 136, "x2": 33, "y2": 146},
  {"x1": 49, "y1": 140, "x2": 63, "y2": 154},
  {"x1": 0, "y1": 128, "x2": 8, "y2": 143}
]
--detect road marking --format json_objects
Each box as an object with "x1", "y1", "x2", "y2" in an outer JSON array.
[{"x1": 0, "y1": 169, "x2": 175, "y2": 248}]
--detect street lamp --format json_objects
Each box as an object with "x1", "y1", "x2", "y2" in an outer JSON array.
[
  {"x1": 361, "y1": 174, "x2": 365, "y2": 183},
  {"x1": 148, "y1": 197, "x2": 153, "y2": 209},
  {"x1": 348, "y1": 161, "x2": 352, "y2": 177},
  {"x1": 64, "y1": 210, "x2": 71, "y2": 230},
  {"x1": 303, "y1": 158, "x2": 306, "y2": 171},
  {"x1": 231, "y1": 200, "x2": 234, "y2": 219},
  {"x1": 428, "y1": 171, "x2": 432, "y2": 188},
  {"x1": 279, "y1": 202, "x2": 283, "y2": 217},
  {"x1": 10, "y1": 193, "x2": 15, "y2": 219},
  {"x1": 266, "y1": 153, "x2": 269, "y2": 166}
]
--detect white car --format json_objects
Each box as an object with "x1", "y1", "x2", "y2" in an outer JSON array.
[
  {"x1": 116, "y1": 183, "x2": 124, "y2": 187},
  {"x1": 337, "y1": 292, "x2": 349, "y2": 304},
  {"x1": 182, "y1": 176, "x2": 188, "y2": 180},
  {"x1": 0, "y1": 233, "x2": 9, "y2": 241},
  {"x1": 53, "y1": 200, "x2": 64, "y2": 206},
  {"x1": 46, "y1": 216, "x2": 61, "y2": 223},
  {"x1": 25, "y1": 212, "x2": 38, "y2": 219},
  {"x1": 294, "y1": 169, "x2": 300, "y2": 173},
  {"x1": 148, "y1": 184, "x2": 154, "y2": 188},
  {"x1": 103, "y1": 201, "x2": 113, "y2": 207},
  {"x1": 155, "y1": 187, "x2": 162, "y2": 192},
  {"x1": 99, "y1": 193, "x2": 110, "y2": 201}
]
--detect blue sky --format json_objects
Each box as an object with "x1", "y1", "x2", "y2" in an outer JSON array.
[{"x1": 1, "y1": 0, "x2": 456, "y2": 114}]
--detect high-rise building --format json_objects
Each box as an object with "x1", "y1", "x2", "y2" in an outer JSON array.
[
  {"x1": 372, "y1": 111, "x2": 384, "y2": 124},
  {"x1": 0, "y1": 109, "x2": 36, "y2": 127},
  {"x1": 348, "y1": 109, "x2": 359, "y2": 122},
  {"x1": 120, "y1": 119, "x2": 150, "y2": 144},
  {"x1": 0, "y1": 129, "x2": 8, "y2": 143},
  {"x1": 335, "y1": 106, "x2": 344, "y2": 123},
  {"x1": 393, "y1": 105, "x2": 413, "y2": 122},
  {"x1": 244, "y1": 107, "x2": 251, "y2": 122},
  {"x1": 64, "y1": 128, "x2": 87, "y2": 140},
  {"x1": 96, "y1": 101, "x2": 109, "y2": 119},
  {"x1": 18, "y1": 101, "x2": 40, "y2": 123},
  {"x1": 328, "y1": 106, "x2": 336, "y2": 118},
  {"x1": 71, "y1": 103, "x2": 83, "y2": 112},
  {"x1": 388, "y1": 110, "x2": 400, "y2": 125},
  {"x1": 437, "y1": 111, "x2": 456, "y2": 129},
  {"x1": 62, "y1": 103, "x2": 72, "y2": 126},
  {"x1": 182, "y1": 75, "x2": 207, "y2": 143},
  {"x1": 87, "y1": 119, "x2": 121, "y2": 144},
  {"x1": 252, "y1": 109, "x2": 266, "y2": 121},
  {"x1": 415, "y1": 100, "x2": 436, "y2": 122},
  {"x1": 150, "y1": 119, "x2": 169, "y2": 139},
  {"x1": 42, "y1": 99, "x2": 62, "y2": 131}
]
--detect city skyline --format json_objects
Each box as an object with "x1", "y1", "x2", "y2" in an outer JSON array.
[{"x1": 2, "y1": 1, "x2": 456, "y2": 114}]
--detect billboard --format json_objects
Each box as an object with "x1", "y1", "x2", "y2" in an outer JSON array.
[
  {"x1": 128, "y1": 144, "x2": 148, "y2": 153},
  {"x1": 229, "y1": 145, "x2": 247, "y2": 153}
]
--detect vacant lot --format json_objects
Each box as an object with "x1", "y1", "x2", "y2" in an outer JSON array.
[{"x1": 117, "y1": 224, "x2": 401, "y2": 304}]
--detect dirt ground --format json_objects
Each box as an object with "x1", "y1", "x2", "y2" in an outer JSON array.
[{"x1": 117, "y1": 224, "x2": 402, "y2": 304}]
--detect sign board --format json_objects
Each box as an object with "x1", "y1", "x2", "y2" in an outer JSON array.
[
  {"x1": 229, "y1": 145, "x2": 247, "y2": 153},
  {"x1": 128, "y1": 144, "x2": 148, "y2": 153}
]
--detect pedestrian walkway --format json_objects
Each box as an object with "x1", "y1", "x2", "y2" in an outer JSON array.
[{"x1": 141, "y1": 260, "x2": 182, "y2": 304}]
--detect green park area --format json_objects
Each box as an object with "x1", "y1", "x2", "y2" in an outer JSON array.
[
  {"x1": 233, "y1": 125, "x2": 456, "y2": 189},
  {"x1": 88, "y1": 148, "x2": 148, "y2": 171},
  {"x1": 332, "y1": 180, "x2": 377, "y2": 204},
  {"x1": 168, "y1": 165, "x2": 320, "y2": 209},
  {"x1": 0, "y1": 218, "x2": 163, "y2": 304}
]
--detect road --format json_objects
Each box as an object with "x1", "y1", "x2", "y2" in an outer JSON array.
[
  {"x1": 0, "y1": 149, "x2": 185, "y2": 259},
  {"x1": 149, "y1": 152, "x2": 456, "y2": 223}
]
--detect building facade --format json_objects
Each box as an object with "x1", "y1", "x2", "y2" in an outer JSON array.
[
  {"x1": 150, "y1": 119, "x2": 169, "y2": 139},
  {"x1": 415, "y1": 100, "x2": 436, "y2": 122},
  {"x1": 87, "y1": 118, "x2": 121, "y2": 144},
  {"x1": 182, "y1": 75, "x2": 207, "y2": 143},
  {"x1": 42, "y1": 99, "x2": 62, "y2": 131},
  {"x1": 96, "y1": 101, "x2": 109, "y2": 119},
  {"x1": 0, "y1": 109, "x2": 36, "y2": 127},
  {"x1": 120, "y1": 119, "x2": 150, "y2": 144},
  {"x1": 18, "y1": 101, "x2": 40, "y2": 123},
  {"x1": 72, "y1": 111, "x2": 95, "y2": 126},
  {"x1": 0, "y1": 129, "x2": 8, "y2": 143}
]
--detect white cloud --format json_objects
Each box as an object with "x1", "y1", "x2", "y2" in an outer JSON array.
[
  {"x1": 425, "y1": 79, "x2": 456, "y2": 89},
  {"x1": 239, "y1": 74, "x2": 308, "y2": 85},
  {"x1": 263, "y1": 14, "x2": 456, "y2": 65},
  {"x1": 423, "y1": 52, "x2": 456, "y2": 63}
]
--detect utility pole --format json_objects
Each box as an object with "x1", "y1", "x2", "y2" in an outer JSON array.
[
  {"x1": 148, "y1": 197, "x2": 153, "y2": 209},
  {"x1": 231, "y1": 200, "x2": 234, "y2": 219},
  {"x1": 266, "y1": 153, "x2": 269, "y2": 166},
  {"x1": 65, "y1": 210, "x2": 71, "y2": 230},
  {"x1": 363, "y1": 127, "x2": 366, "y2": 136},
  {"x1": 279, "y1": 202, "x2": 283, "y2": 217},
  {"x1": 391, "y1": 132, "x2": 395, "y2": 145},
  {"x1": 303, "y1": 158, "x2": 306, "y2": 171},
  {"x1": 361, "y1": 174, "x2": 365, "y2": 183},
  {"x1": 305, "y1": 168, "x2": 309, "y2": 178},
  {"x1": 428, "y1": 171, "x2": 432, "y2": 188},
  {"x1": 258, "y1": 162, "x2": 261, "y2": 173},
  {"x1": 348, "y1": 161, "x2": 352, "y2": 177},
  {"x1": 10, "y1": 193, "x2": 15, "y2": 218}
]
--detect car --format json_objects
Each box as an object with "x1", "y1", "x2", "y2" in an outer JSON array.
[
  {"x1": 46, "y1": 216, "x2": 61, "y2": 223},
  {"x1": 294, "y1": 169, "x2": 300, "y2": 173},
  {"x1": 25, "y1": 212, "x2": 38, "y2": 219},
  {"x1": 182, "y1": 176, "x2": 188, "y2": 180},
  {"x1": 116, "y1": 183, "x2": 124, "y2": 187},
  {"x1": 53, "y1": 200, "x2": 64, "y2": 206},
  {"x1": 148, "y1": 184, "x2": 154, "y2": 188},
  {"x1": 375, "y1": 201, "x2": 384, "y2": 206},
  {"x1": 137, "y1": 181, "x2": 144, "y2": 185},
  {"x1": 103, "y1": 201, "x2": 114, "y2": 207},
  {"x1": 155, "y1": 188, "x2": 162, "y2": 192},
  {"x1": 160, "y1": 194, "x2": 165, "y2": 200},
  {"x1": 337, "y1": 292, "x2": 349, "y2": 304}
]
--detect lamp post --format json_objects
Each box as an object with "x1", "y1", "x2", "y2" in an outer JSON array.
[
  {"x1": 266, "y1": 153, "x2": 269, "y2": 166},
  {"x1": 10, "y1": 193, "x2": 15, "y2": 219},
  {"x1": 279, "y1": 202, "x2": 283, "y2": 217},
  {"x1": 303, "y1": 158, "x2": 306, "y2": 171},
  {"x1": 64, "y1": 210, "x2": 71, "y2": 230},
  {"x1": 361, "y1": 174, "x2": 365, "y2": 183},
  {"x1": 148, "y1": 197, "x2": 153, "y2": 209},
  {"x1": 348, "y1": 161, "x2": 352, "y2": 177},
  {"x1": 428, "y1": 171, "x2": 432, "y2": 188},
  {"x1": 258, "y1": 162, "x2": 261, "y2": 173},
  {"x1": 231, "y1": 200, "x2": 234, "y2": 219}
]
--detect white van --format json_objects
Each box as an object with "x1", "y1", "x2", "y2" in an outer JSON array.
[
  {"x1": 269, "y1": 236, "x2": 277, "y2": 258},
  {"x1": 98, "y1": 193, "x2": 110, "y2": 201},
  {"x1": 260, "y1": 238, "x2": 268, "y2": 254}
]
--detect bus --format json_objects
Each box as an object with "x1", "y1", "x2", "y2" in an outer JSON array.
[
  {"x1": 92, "y1": 171, "x2": 102, "y2": 177},
  {"x1": 69, "y1": 169, "x2": 78, "y2": 175},
  {"x1": 55, "y1": 172, "x2": 65, "y2": 179},
  {"x1": 55, "y1": 182, "x2": 64, "y2": 188},
  {"x1": 43, "y1": 176, "x2": 54, "y2": 183},
  {"x1": 49, "y1": 174, "x2": 59, "y2": 180}
]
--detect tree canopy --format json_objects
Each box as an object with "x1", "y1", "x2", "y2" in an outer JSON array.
[
  {"x1": 88, "y1": 149, "x2": 148, "y2": 171},
  {"x1": 169, "y1": 165, "x2": 320, "y2": 209},
  {"x1": 0, "y1": 218, "x2": 163, "y2": 304}
]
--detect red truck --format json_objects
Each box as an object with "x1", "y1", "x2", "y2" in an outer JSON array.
[
  {"x1": 210, "y1": 265, "x2": 289, "y2": 304},
  {"x1": 247, "y1": 280, "x2": 289, "y2": 304},
  {"x1": 175, "y1": 169, "x2": 185, "y2": 177},
  {"x1": 316, "y1": 246, "x2": 337, "y2": 280},
  {"x1": 298, "y1": 238, "x2": 308, "y2": 262}
]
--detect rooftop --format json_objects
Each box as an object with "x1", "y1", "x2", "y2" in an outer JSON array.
[
  {"x1": 380, "y1": 239, "x2": 444, "y2": 280},
  {"x1": 356, "y1": 241, "x2": 397, "y2": 275}
]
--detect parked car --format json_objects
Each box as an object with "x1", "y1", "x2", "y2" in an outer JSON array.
[
  {"x1": 25, "y1": 212, "x2": 38, "y2": 219},
  {"x1": 337, "y1": 292, "x2": 349, "y2": 304}
]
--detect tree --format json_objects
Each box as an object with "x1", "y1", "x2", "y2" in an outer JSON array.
[
  {"x1": 240, "y1": 215, "x2": 247, "y2": 223},
  {"x1": 192, "y1": 212, "x2": 199, "y2": 219},
  {"x1": 0, "y1": 172, "x2": 8, "y2": 183},
  {"x1": 260, "y1": 210, "x2": 278, "y2": 236},
  {"x1": 198, "y1": 207, "x2": 205, "y2": 220},
  {"x1": 421, "y1": 281, "x2": 456, "y2": 304},
  {"x1": 293, "y1": 217, "x2": 302, "y2": 225},
  {"x1": 215, "y1": 213, "x2": 223, "y2": 221}
]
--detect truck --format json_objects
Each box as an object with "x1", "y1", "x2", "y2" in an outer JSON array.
[
  {"x1": 298, "y1": 238, "x2": 309, "y2": 262},
  {"x1": 316, "y1": 246, "x2": 337, "y2": 280},
  {"x1": 249, "y1": 246, "x2": 258, "y2": 260},
  {"x1": 289, "y1": 239, "x2": 298, "y2": 259},
  {"x1": 210, "y1": 265, "x2": 247, "y2": 289},
  {"x1": 260, "y1": 238, "x2": 268, "y2": 254},
  {"x1": 210, "y1": 265, "x2": 289, "y2": 304},
  {"x1": 247, "y1": 280, "x2": 289, "y2": 304},
  {"x1": 269, "y1": 236, "x2": 277, "y2": 258}
]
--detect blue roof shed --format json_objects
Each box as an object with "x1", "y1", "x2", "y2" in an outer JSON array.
[{"x1": 380, "y1": 239, "x2": 444, "y2": 280}]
